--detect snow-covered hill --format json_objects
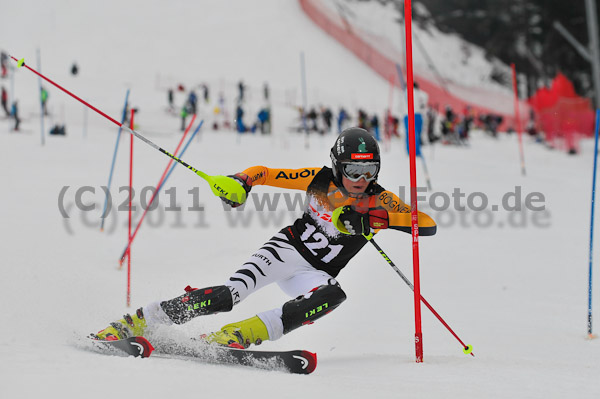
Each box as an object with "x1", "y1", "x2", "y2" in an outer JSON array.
[{"x1": 1, "y1": 1, "x2": 599, "y2": 398}]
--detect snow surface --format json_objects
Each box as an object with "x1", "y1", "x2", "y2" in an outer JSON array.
[
  {"x1": 317, "y1": 0, "x2": 520, "y2": 114},
  {"x1": 1, "y1": 1, "x2": 599, "y2": 398}
]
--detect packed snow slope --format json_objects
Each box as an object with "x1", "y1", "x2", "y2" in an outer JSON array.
[{"x1": 1, "y1": 1, "x2": 599, "y2": 398}]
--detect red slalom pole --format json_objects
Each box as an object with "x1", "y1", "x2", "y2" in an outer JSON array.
[
  {"x1": 404, "y1": 0, "x2": 424, "y2": 363},
  {"x1": 127, "y1": 109, "x2": 134, "y2": 306},
  {"x1": 367, "y1": 238, "x2": 474, "y2": 356},
  {"x1": 10, "y1": 56, "x2": 121, "y2": 127},
  {"x1": 119, "y1": 114, "x2": 197, "y2": 266},
  {"x1": 511, "y1": 63, "x2": 526, "y2": 176}
]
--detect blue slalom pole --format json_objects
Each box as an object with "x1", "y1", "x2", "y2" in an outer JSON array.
[
  {"x1": 588, "y1": 109, "x2": 600, "y2": 338},
  {"x1": 157, "y1": 120, "x2": 204, "y2": 192},
  {"x1": 100, "y1": 89, "x2": 130, "y2": 231}
]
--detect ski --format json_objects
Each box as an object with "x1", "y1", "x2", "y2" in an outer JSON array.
[
  {"x1": 91, "y1": 336, "x2": 155, "y2": 358},
  {"x1": 91, "y1": 336, "x2": 317, "y2": 375}
]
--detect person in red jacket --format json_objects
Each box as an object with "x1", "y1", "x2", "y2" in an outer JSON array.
[
  {"x1": 1, "y1": 86, "x2": 9, "y2": 117},
  {"x1": 93, "y1": 127, "x2": 436, "y2": 348}
]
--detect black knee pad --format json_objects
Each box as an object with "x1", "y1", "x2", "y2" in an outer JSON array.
[
  {"x1": 281, "y1": 283, "x2": 347, "y2": 334},
  {"x1": 160, "y1": 285, "x2": 233, "y2": 324}
]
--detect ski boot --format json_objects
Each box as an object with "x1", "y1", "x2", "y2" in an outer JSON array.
[
  {"x1": 92, "y1": 308, "x2": 147, "y2": 341},
  {"x1": 202, "y1": 316, "x2": 269, "y2": 349}
]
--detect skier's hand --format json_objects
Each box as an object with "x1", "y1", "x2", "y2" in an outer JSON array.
[
  {"x1": 221, "y1": 173, "x2": 252, "y2": 207},
  {"x1": 337, "y1": 205, "x2": 389, "y2": 235}
]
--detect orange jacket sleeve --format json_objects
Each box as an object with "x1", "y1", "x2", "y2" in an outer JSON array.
[
  {"x1": 241, "y1": 166, "x2": 322, "y2": 191},
  {"x1": 375, "y1": 190, "x2": 437, "y2": 236}
]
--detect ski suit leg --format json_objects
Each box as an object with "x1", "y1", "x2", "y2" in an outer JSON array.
[
  {"x1": 226, "y1": 232, "x2": 312, "y2": 306},
  {"x1": 227, "y1": 232, "x2": 347, "y2": 340},
  {"x1": 143, "y1": 232, "x2": 312, "y2": 328},
  {"x1": 257, "y1": 275, "x2": 346, "y2": 341}
]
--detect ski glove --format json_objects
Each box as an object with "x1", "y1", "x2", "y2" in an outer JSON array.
[
  {"x1": 221, "y1": 172, "x2": 252, "y2": 208},
  {"x1": 337, "y1": 205, "x2": 389, "y2": 235}
]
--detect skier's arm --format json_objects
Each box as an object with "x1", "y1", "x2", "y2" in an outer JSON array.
[
  {"x1": 375, "y1": 190, "x2": 437, "y2": 236},
  {"x1": 240, "y1": 166, "x2": 322, "y2": 191}
]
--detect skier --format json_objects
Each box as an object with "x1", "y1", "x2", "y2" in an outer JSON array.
[{"x1": 93, "y1": 127, "x2": 437, "y2": 349}]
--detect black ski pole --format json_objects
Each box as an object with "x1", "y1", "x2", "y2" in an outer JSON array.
[{"x1": 366, "y1": 234, "x2": 474, "y2": 356}]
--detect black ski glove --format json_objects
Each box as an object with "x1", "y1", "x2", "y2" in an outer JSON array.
[
  {"x1": 337, "y1": 205, "x2": 389, "y2": 235},
  {"x1": 221, "y1": 172, "x2": 252, "y2": 208}
]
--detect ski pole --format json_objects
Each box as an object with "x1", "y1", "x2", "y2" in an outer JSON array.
[
  {"x1": 330, "y1": 206, "x2": 473, "y2": 356},
  {"x1": 367, "y1": 234, "x2": 474, "y2": 356},
  {"x1": 9, "y1": 55, "x2": 247, "y2": 204}
]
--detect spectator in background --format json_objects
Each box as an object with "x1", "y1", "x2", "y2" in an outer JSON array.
[
  {"x1": 460, "y1": 105, "x2": 474, "y2": 142},
  {"x1": 41, "y1": 87, "x2": 49, "y2": 116},
  {"x1": 371, "y1": 114, "x2": 380, "y2": 141},
  {"x1": 337, "y1": 107, "x2": 349, "y2": 133},
  {"x1": 168, "y1": 88, "x2": 174, "y2": 111},
  {"x1": 257, "y1": 106, "x2": 271, "y2": 134},
  {"x1": 188, "y1": 90, "x2": 198, "y2": 115},
  {"x1": 426, "y1": 105, "x2": 438, "y2": 144},
  {"x1": 11, "y1": 101, "x2": 20, "y2": 131},
  {"x1": 236, "y1": 101, "x2": 249, "y2": 133},
  {"x1": 238, "y1": 80, "x2": 246, "y2": 102},
  {"x1": 201, "y1": 84, "x2": 210, "y2": 103},
  {"x1": 263, "y1": 82, "x2": 270, "y2": 102},
  {"x1": 357, "y1": 109, "x2": 369, "y2": 130},
  {"x1": 50, "y1": 124, "x2": 66, "y2": 135},
  {"x1": 412, "y1": 82, "x2": 428, "y2": 146},
  {"x1": 441, "y1": 105, "x2": 456, "y2": 140},
  {"x1": 307, "y1": 107, "x2": 318, "y2": 132},
  {"x1": 404, "y1": 112, "x2": 423, "y2": 153},
  {"x1": 321, "y1": 106, "x2": 333, "y2": 134},
  {"x1": 1, "y1": 52, "x2": 9, "y2": 78},
  {"x1": 1, "y1": 86, "x2": 9, "y2": 116},
  {"x1": 181, "y1": 101, "x2": 191, "y2": 131}
]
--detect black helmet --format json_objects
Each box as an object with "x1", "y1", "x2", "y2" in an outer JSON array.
[{"x1": 330, "y1": 127, "x2": 380, "y2": 187}]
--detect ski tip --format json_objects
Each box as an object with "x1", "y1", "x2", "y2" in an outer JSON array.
[
  {"x1": 134, "y1": 336, "x2": 155, "y2": 358},
  {"x1": 300, "y1": 350, "x2": 317, "y2": 374}
]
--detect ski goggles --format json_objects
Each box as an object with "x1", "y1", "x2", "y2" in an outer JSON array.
[{"x1": 341, "y1": 162, "x2": 379, "y2": 182}]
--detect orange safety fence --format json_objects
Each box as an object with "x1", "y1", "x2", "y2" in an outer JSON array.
[{"x1": 298, "y1": 0, "x2": 526, "y2": 131}]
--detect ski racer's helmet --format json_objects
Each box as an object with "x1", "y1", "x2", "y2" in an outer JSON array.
[{"x1": 330, "y1": 127, "x2": 380, "y2": 189}]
